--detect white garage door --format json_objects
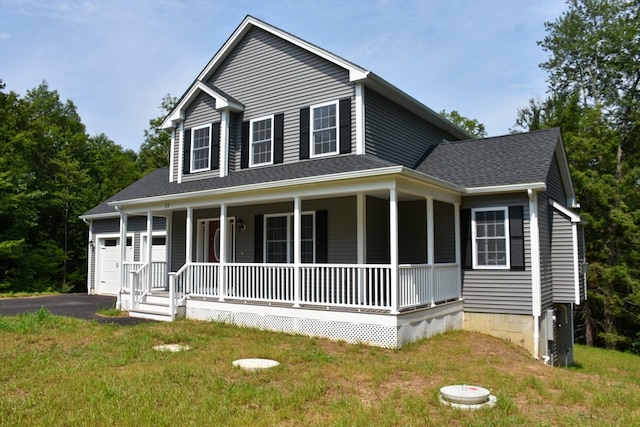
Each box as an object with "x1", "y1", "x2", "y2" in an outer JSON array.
[
  {"x1": 97, "y1": 237, "x2": 132, "y2": 296},
  {"x1": 142, "y1": 235, "x2": 167, "y2": 262}
]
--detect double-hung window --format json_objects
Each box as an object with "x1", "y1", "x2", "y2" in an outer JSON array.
[
  {"x1": 250, "y1": 116, "x2": 273, "y2": 166},
  {"x1": 472, "y1": 207, "x2": 510, "y2": 269},
  {"x1": 191, "y1": 125, "x2": 211, "y2": 172},
  {"x1": 265, "y1": 213, "x2": 315, "y2": 263},
  {"x1": 311, "y1": 101, "x2": 338, "y2": 157}
]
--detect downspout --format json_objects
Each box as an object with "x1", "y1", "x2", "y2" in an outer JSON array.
[
  {"x1": 82, "y1": 218, "x2": 94, "y2": 295},
  {"x1": 528, "y1": 189, "x2": 541, "y2": 359}
]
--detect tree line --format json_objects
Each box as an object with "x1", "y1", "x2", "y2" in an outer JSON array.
[{"x1": 0, "y1": 0, "x2": 638, "y2": 352}]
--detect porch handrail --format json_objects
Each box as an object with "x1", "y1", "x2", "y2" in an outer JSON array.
[
  {"x1": 225, "y1": 263, "x2": 295, "y2": 303},
  {"x1": 129, "y1": 262, "x2": 149, "y2": 311},
  {"x1": 398, "y1": 263, "x2": 460, "y2": 310}
]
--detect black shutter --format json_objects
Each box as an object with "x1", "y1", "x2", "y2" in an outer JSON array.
[
  {"x1": 211, "y1": 122, "x2": 220, "y2": 170},
  {"x1": 254, "y1": 214, "x2": 264, "y2": 263},
  {"x1": 509, "y1": 206, "x2": 525, "y2": 270},
  {"x1": 315, "y1": 210, "x2": 328, "y2": 263},
  {"x1": 183, "y1": 129, "x2": 191, "y2": 175},
  {"x1": 461, "y1": 208, "x2": 472, "y2": 269},
  {"x1": 299, "y1": 107, "x2": 310, "y2": 160},
  {"x1": 241, "y1": 121, "x2": 249, "y2": 169},
  {"x1": 339, "y1": 98, "x2": 352, "y2": 154},
  {"x1": 274, "y1": 113, "x2": 284, "y2": 164}
]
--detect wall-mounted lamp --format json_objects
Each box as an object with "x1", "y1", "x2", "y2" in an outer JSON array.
[
  {"x1": 89, "y1": 240, "x2": 95, "y2": 250},
  {"x1": 237, "y1": 219, "x2": 246, "y2": 231}
]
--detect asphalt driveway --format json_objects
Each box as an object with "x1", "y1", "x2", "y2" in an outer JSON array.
[{"x1": 0, "y1": 294, "x2": 150, "y2": 325}]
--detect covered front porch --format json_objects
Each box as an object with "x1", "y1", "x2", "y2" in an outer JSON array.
[{"x1": 114, "y1": 172, "x2": 465, "y2": 347}]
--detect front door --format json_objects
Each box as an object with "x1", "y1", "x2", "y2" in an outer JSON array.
[
  {"x1": 207, "y1": 220, "x2": 221, "y2": 262},
  {"x1": 199, "y1": 218, "x2": 235, "y2": 263}
]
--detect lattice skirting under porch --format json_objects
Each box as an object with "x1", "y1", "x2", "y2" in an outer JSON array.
[{"x1": 184, "y1": 299, "x2": 464, "y2": 348}]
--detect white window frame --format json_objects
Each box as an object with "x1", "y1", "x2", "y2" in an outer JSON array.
[
  {"x1": 310, "y1": 100, "x2": 339, "y2": 158},
  {"x1": 249, "y1": 115, "x2": 274, "y2": 167},
  {"x1": 191, "y1": 124, "x2": 212, "y2": 173},
  {"x1": 471, "y1": 207, "x2": 510, "y2": 269},
  {"x1": 264, "y1": 212, "x2": 316, "y2": 263}
]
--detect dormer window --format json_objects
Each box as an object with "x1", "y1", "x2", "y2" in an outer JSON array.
[
  {"x1": 311, "y1": 101, "x2": 338, "y2": 157},
  {"x1": 191, "y1": 125, "x2": 211, "y2": 172},
  {"x1": 250, "y1": 116, "x2": 274, "y2": 166}
]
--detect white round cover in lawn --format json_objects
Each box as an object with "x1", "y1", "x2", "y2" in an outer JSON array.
[
  {"x1": 439, "y1": 384, "x2": 497, "y2": 410},
  {"x1": 232, "y1": 358, "x2": 280, "y2": 371},
  {"x1": 153, "y1": 344, "x2": 191, "y2": 352}
]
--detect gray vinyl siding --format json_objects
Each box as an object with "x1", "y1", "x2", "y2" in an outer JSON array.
[
  {"x1": 182, "y1": 93, "x2": 221, "y2": 181},
  {"x1": 461, "y1": 193, "x2": 533, "y2": 315},
  {"x1": 92, "y1": 218, "x2": 120, "y2": 234},
  {"x1": 434, "y1": 201, "x2": 456, "y2": 263},
  {"x1": 127, "y1": 216, "x2": 166, "y2": 232},
  {"x1": 170, "y1": 210, "x2": 186, "y2": 271},
  {"x1": 364, "y1": 87, "x2": 457, "y2": 167},
  {"x1": 546, "y1": 154, "x2": 567, "y2": 204},
  {"x1": 208, "y1": 27, "x2": 355, "y2": 167},
  {"x1": 399, "y1": 200, "x2": 427, "y2": 264},
  {"x1": 366, "y1": 196, "x2": 390, "y2": 263},
  {"x1": 551, "y1": 208, "x2": 577, "y2": 303},
  {"x1": 538, "y1": 193, "x2": 553, "y2": 311}
]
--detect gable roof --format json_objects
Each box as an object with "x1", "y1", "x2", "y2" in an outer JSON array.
[
  {"x1": 416, "y1": 128, "x2": 575, "y2": 201},
  {"x1": 161, "y1": 15, "x2": 471, "y2": 140}
]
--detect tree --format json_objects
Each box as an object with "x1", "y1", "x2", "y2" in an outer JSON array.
[
  {"x1": 439, "y1": 109, "x2": 487, "y2": 138},
  {"x1": 137, "y1": 94, "x2": 177, "y2": 173},
  {"x1": 514, "y1": 0, "x2": 640, "y2": 350}
]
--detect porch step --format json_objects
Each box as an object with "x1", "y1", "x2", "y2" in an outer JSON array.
[{"x1": 130, "y1": 299, "x2": 173, "y2": 322}]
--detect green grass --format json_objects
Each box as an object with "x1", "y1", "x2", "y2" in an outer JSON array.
[
  {"x1": 1, "y1": 309, "x2": 639, "y2": 426},
  {"x1": 96, "y1": 306, "x2": 126, "y2": 317}
]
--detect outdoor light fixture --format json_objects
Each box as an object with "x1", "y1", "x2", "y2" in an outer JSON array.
[{"x1": 237, "y1": 219, "x2": 246, "y2": 231}]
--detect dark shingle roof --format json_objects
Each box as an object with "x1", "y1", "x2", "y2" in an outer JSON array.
[
  {"x1": 82, "y1": 154, "x2": 399, "y2": 217},
  {"x1": 416, "y1": 128, "x2": 561, "y2": 188}
]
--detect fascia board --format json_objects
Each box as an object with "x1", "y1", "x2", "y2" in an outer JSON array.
[
  {"x1": 161, "y1": 82, "x2": 243, "y2": 130},
  {"x1": 464, "y1": 182, "x2": 547, "y2": 194},
  {"x1": 197, "y1": 16, "x2": 370, "y2": 84},
  {"x1": 554, "y1": 134, "x2": 578, "y2": 207},
  {"x1": 549, "y1": 199, "x2": 582, "y2": 223},
  {"x1": 109, "y1": 166, "x2": 405, "y2": 209},
  {"x1": 400, "y1": 167, "x2": 465, "y2": 193},
  {"x1": 78, "y1": 212, "x2": 119, "y2": 221},
  {"x1": 362, "y1": 73, "x2": 473, "y2": 141}
]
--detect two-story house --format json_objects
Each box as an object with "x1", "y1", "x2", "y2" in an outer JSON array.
[{"x1": 81, "y1": 16, "x2": 586, "y2": 365}]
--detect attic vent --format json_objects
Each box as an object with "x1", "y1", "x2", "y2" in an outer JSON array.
[{"x1": 442, "y1": 139, "x2": 450, "y2": 144}]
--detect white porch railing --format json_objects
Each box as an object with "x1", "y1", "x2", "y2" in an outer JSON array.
[
  {"x1": 300, "y1": 264, "x2": 391, "y2": 309},
  {"x1": 398, "y1": 263, "x2": 459, "y2": 310},
  {"x1": 166, "y1": 262, "x2": 460, "y2": 314}
]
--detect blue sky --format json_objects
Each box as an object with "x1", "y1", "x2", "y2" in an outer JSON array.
[{"x1": 0, "y1": 0, "x2": 567, "y2": 151}]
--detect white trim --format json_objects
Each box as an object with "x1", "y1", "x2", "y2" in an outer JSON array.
[
  {"x1": 178, "y1": 122, "x2": 184, "y2": 184},
  {"x1": 86, "y1": 220, "x2": 94, "y2": 294},
  {"x1": 190, "y1": 124, "x2": 213, "y2": 173},
  {"x1": 162, "y1": 81, "x2": 243, "y2": 129},
  {"x1": 310, "y1": 100, "x2": 339, "y2": 158},
  {"x1": 471, "y1": 206, "x2": 510, "y2": 270},
  {"x1": 465, "y1": 182, "x2": 546, "y2": 194},
  {"x1": 249, "y1": 115, "x2": 275, "y2": 167},
  {"x1": 220, "y1": 110, "x2": 229, "y2": 177},
  {"x1": 549, "y1": 200, "x2": 582, "y2": 223},
  {"x1": 169, "y1": 127, "x2": 175, "y2": 183},
  {"x1": 571, "y1": 222, "x2": 581, "y2": 305},
  {"x1": 389, "y1": 188, "x2": 399, "y2": 314},
  {"x1": 528, "y1": 190, "x2": 541, "y2": 317},
  {"x1": 355, "y1": 83, "x2": 364, "y2": 155},
  {"x1": 186, "y1": 207, "x2": 193, "y2": 263},
  {"x1": 357, "y1": 193, "x2": 366, "y2": 264}
]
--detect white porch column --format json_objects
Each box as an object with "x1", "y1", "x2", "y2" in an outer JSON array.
[
  {"x1": 219, "y1": 203, "x2": 227, "y2": 301},
  {"x1": 454, "y1": 203, "x2": 462, "y2": 300},
  {"x1": 146, "y1": 211, "x2": 153, "y2": 292},
  {"x1": 389, "y1": 188, "x2": 399, "y2": 314},
  {"x1": 293, "y1": 196, "x2": 301, "y2": 307},
  {"x1": 357, "y1": 193, "x2": 366, "y2": 304},
  {"x1": 118, "y1": 209, "x2": 127, "y2": 310},
  {"x1": 186, "y1": 207, "x2": 193, "y2": 263},
  {"x1": 528, "y1": 189, "x2": 542, "y2": 359},
  {"x1": 165, "y1": 212, "x2": 173, "y2": 289},
  {"x1": 426, "y1": 197, "x2": 435, "y2": 306}
]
